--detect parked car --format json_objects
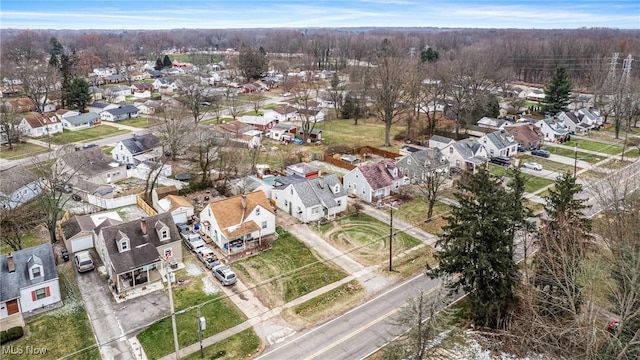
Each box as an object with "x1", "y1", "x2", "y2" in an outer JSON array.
[
  {"x1": 74, "y1": 251, "x2": 94, "y2": 272},
  {"x1": 182, "y1": 231, "x2": 206, "y2": 251},
  {"x1": 517, "y1": 144, "x2": 527, "y2": 152},
  {"x1": 212, "y1": 264, "x2": 237, "y2": 286},
  {"x1": 523, "y1": 162, "x2": 543, "y2": 171},
  {"x1": 531, "y1": 149, "x2": 551, "y2": 158},
  {"x1": 489, "y1": 156, "x2": 511, "y2": 167},
  {"x1": 61, "y1": 249, "x2": 69, "y2": 262},
  {"x1": 55, "y1": 183, "x2": 72, "y2": 193},
  {"x1": 176, "y1": 223, "x2": 189, "y2": 234},
  {"x1": 282, "y1": 92, "x2": 292, "y2": 97},
  {"x1": 196, "y1": 247, "x2": 220, "y2": 269}
]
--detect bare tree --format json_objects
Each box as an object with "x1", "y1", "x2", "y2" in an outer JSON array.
[
  {"x1": 417, "y1": 168, "x2": 449, "y2": 222},
  {"x1": 370, "y1": 39, "x2": 411, "y2": 147},
  {"x1": 13, "y1": 59, "x2": 60, "y2": 114},
  {"x1": 250, "y1": 88, "x2": 266, "y2": 114},
  {"x1": 153, "y1": 107, "x2": 191, "y2": 161},
  {"x1": 225, "y1": 88, "x2": 242, "y2": 120},
  {"x1": 292, "y1": 70, "x2": 322, "y2": 143},
  {"x1": 192, "y1": 127, "x2": 220, "y2": 189},
  {"x1": 175, "y1": 75, "x2": 208, "y2": 126},
  {"x1": 0, "y1": 105, "x2": 23, "y2": 149}
]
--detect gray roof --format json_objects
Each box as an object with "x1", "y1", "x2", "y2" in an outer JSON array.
[
  {"x1": 62, "y1": 214, "x2": 97, "y2": 239},
  {"x1": 274, "y1": 174, "x2": 307, "y2": 187},
  {"x1": 105, "y1": 105, "x2": 139, "y2": 116},
  {"x1": 485, "y1": 130, "x2": 517, "y2": 150},
  {"x1": 429, "y1": 135, "x2": 454, "y2": 144},
  {"x1": 451, "y1": 139, "x2": 485, "y2": 160},
  {"x1": 60, "y1": 147, "x2": 121, "y2": 177},
  {"x1": 90, "y1": 102, "x2": 112, "y2": 109},
  {"x1": 119, "y1": 134, "x2": 159, "y2": 155},
  {"x1": 0, "y1": 166, "x2": 38, "y2": 195},
  {"x1": 292, "y1": 174, "x2": 345, "y2": 209},
  {"x1": 409, "y1": 148, "x2": 449, "y2": 169},
  {"x1": 0, "y1": 243, "x2": 58, "y2": 302},
  {"x1": 97, "y1": 212, "x2": 180, "y2": 274},
  {"x1": 64, "y1": 112, "x2": 100, "y2": 126}
]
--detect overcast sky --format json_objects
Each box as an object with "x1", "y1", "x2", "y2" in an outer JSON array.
[{"x1": 1, "y1": 0, "x2": 639, "y2": 30}]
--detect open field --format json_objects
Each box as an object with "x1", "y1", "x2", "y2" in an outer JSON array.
[
  {"x1": 232, "y1": 228, "x2": 348, "y2": 308},
  {"x1": 0, "y1": 142, "x2": 49, "y2": 160},
  {"x1": 314, "y1": 117, "x2": 404, "y2": 150},
  {"x1": 48, "y1": 127, "x2": 128, "y2": 145}
]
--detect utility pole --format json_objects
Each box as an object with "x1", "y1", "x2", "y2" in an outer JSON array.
[
  {"x1": 164, "y1": 259, "x2": 180, "y2": 359},
  {"x1": 197, "y1": 305, "x2": 204, "y2": 358},
  {"x1": 574, "y1": 143, "x2": 578, "y2": 178},
  {"x1": 387, "y1": 204, "x2": 397, "y2": 272}
]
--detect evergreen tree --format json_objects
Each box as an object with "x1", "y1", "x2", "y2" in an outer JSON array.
[
  {"x1": 66, "y1": 77, "x2": 92, "y2": 111},
  {"x1": 543, "y1": 66, "x2": 573, "y2": 114},
  {"x1": 428, "y1": 169, "x2": 520, "y2": 329},
  {"x1": 237, "y1": 43, "x2": 268, "y2": 81},
  {"x1": 163, "y1": 55, "x2": 172, "y2": 68},
  {"x1": 48, "y1": 36, "x2": 64, "y2": 68},
  {"x1": 155, "y1": 58, "x2": 163, "y2": 70},
  {"x1": 533, "y1": 172, "x2": 590, "y2": 317},
  {"x1": 420, "y1": 47, "x2": 439, "y2": 63},
  {"x1": 341, "y1": 91, "x2": 355, "y2": 119}
]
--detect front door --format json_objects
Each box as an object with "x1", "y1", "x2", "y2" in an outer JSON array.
[{"x1": 6, "y1": 299, "x2": 19, "y2": 315}]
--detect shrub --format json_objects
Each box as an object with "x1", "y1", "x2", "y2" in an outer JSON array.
[{"x1": 0, "y1": 326, "x2": 24, "y2": 344}]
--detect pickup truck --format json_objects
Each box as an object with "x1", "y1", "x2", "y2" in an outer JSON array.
[
  {"x1": 182, "y1": 230, "x2": 205, "y2": 251},
  {"x1": 196, "y1": 247, "x2": 220, "y2": 269}
]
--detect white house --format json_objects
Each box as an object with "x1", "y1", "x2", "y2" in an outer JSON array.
[
  {"x1": 441, "y1": 138, "x2": 489, "y2": 173},
  {"x1": 428, "y1": 135, "x2": 455, "y2": 150},
  {"x1": 88, "y1": 102, "x2": 119, "y2": 114},
  {"x1": 268, "y1": 123, "x2": 297, "y2": 141},
  {"x1": 534, "y1": 118, "x2": 570, "y2": 142},
  {"x1": 264, "y1": 105, "x2": 298, "y2": 122},
  {"x1": 152, "y1": 78, "x2": 178, "y2": 92},
  {"x1": 18, "y1": 112, "x2": 63, "y2": 137},
  {"x1": 93, "y1": 67, "x2": 115, "y2": 77},
  {"x1": 0, "y1": 244, "x2": 62, "y2": 329},
  {"x1": 478, "y1": 129, "x2": 519, "y2": 157},
  {"x1": 270, "y1": 174, "x2": 346, "y2": 223},
  {"x1": 297, "y1": 109, "x2": 325, "y2": 122},
  {"x1": 199, "y1": 191, "x2": 276, "y2": 256},
  {"x1": 156, "y1": 195, "x2": 195, "y2": 225},
  {"x1": 476, "y1": 117, "x2": 513, "y2": 130},
  {"x1": 61, "y1": 112, "x2": 100, "y2": 131},
  {"x1": 61, "y1": 211, "x2": 123, "y2": 253},
  {"x1": 112, "y1": 133, "x2": 162, "y2": 165},
  {"x1": 0, "y1": 166, "x2": 42, "y2": 209},
  {"x1": 342, "y1": 159, "x2": 406, "y2": 204},
  {"x1": 239, "y1": 115, "x2": 277, "y2": 131},
  {"x1": 104, "y1": 85, "x2": 132, "y2": 98},
  {"x1": 100, "y1": 105, "x2": 140, "y2": 122}
]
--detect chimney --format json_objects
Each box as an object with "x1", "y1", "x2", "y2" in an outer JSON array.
[
  {"x1": 240, "y1": 195, "x2": 247, "y2": 210},
  {"x1": 140, "y1": 218, "x2": 147, "y2": 235},
  {"x1": 7, "y1": 253, "x2": 15, "y2": 273}
]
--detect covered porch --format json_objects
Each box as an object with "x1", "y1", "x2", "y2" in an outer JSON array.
[{"x1": 110, "y1": 260, "x2": 173, "y2": 296}]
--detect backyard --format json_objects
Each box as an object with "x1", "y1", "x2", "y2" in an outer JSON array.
[
  {"x1": 314, "y1": 117, "x2": 404, "y2": 150},
  {"x1": 48, "y1": 126, "x2": 128, "y2": 145},
  {"x1": 232, "y1": 228, "x2": 348, "y2": 309},
  {"x1": 0, "y1": 142, "x2": 49, "y2": 160},
  {"x1": 137, "y1": 259, "x2": 248, "y2": 359},
  {"x1": 1, "y1": 264, "x2": 100, "y2": 360}
]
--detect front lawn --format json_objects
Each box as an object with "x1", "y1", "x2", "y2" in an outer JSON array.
[
  {"x1": 2, "y1": 264, "x2": 99, "y2": 360},
  {"x1": 0, "y1": 142, "x2": 49, "y2": 160},
  {"x1": 48, "y1": 127, "x2": 129, "y2": 145},
  {"x1": 322, "y1": 213, "x2": 422, "y2": 267},
  {"x1": 181, "y1": 328, "x2": 260, "y2": 360},
  {"x1": 544, "y1": 145, "x2": 607, "y2": 164},
  {"x1": 394, "y1": 196, "x2": 452, "y2": 226},
  {"x1": 487, "y1": 164, "x2": 555, "y2": 193},
  {"x1": 117, "y1": 117, "x2": 157, "y2": 128},
  {"x1": 564, "y1": 138, "x2": 623, "y2": 155},
  {"x1": 232, "y1": 228, "x2": 348, "y2": 308},
  {"x1": 138, "y1": 262, "x2": 247, "y2": 359},
  {"x1": 517, "y1": 155, "x2": 580, "y2": 174}
]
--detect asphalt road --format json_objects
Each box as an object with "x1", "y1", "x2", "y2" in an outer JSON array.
[{"x1": 256, "y1": 274, "x2": 459, "y2": 360}]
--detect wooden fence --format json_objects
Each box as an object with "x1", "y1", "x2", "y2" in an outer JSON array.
[{"x1": 136, "y1": 195, "x2": 157, "y2": 216}]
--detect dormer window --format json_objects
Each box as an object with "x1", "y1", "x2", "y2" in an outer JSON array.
[
  {"x1": 155, "y1": 220, "x2": 170, "y2": 241},
  {"x1": 407, "y1": 158, "x2": 412, "y2": 165},
  {"x1": 31, "y1": 266, "x2": 42, "y2": 279},
  {"x1": 333, "y1": 184, "x2": 340, "y2": 194},
  {"x1": 120, "y1": 239, "x2": 129, "y2": 251},
  {"x1": 117, "y1": 230, "x2": 130, "y2": 252}
]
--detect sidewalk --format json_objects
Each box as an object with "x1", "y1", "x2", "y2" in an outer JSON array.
[{"x1": 101, "y1": 121, "x2": 146, "y2": 132}]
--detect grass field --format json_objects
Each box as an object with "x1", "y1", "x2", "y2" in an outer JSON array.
[
  {"x1": 564, "y1": 138, "x2": 623, "y2": 155},
  {"x1": 394, "y1": 196, "x2": 452, "y2": 226},
  {"x1": 2, "y1": 264, "x2": 100, "y2": 360},
  {"x1": 117, "y1": 117, "x2": 157, "y2": 128},
  {"x1": 516, "y1": 155, "x2": 579, "y2": 175},
  {"x1": 0, "y1": 142, "x2": 49, "y2": 160},
  {"x1": 0, "y1": 232, "x2": 44, "y2": 255},
  {"x1": 322, "y1": 213, "x2": 422, "y2": 267},
  {"x1": 232, "y1": 228, "x2": 348, "y2": 308},
  {"x1": 544, "y1": 145, "x2": 607, "y2": 164},
  {"x1": 181, "y1": 329, "x2": 260, "y2": 360},
  {"x1": 314, "y1": 117, "x2": 403, "y2": 150},
  {"x1": 138, "y1": 261, "x2": 247, "y2": 359},
  {"x1": 48, "y1": 126, "x2": 128, "y2": 145},
  {"x1": 486, "y1": 164, "x2": 556, "y2": 193}
]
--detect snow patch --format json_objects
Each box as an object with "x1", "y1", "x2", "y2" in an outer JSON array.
[
  {"x1": 185, "y1": 261, "x2": 203, "y2": 276},
  {"x1": 202, "y1": 277, "x2": 219, "y2": 295}
]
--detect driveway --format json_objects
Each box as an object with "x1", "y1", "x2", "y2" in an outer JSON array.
[{"x1": 76, "y1": 261, "x2": 170, "y2": 360}]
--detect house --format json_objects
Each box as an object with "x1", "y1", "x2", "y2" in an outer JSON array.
[
  {"x1": 100, "y1": 105, "x2": 140, "y2": 122},
  {"x1": 478, "y1": 129, "x2": 519, "y2": 157},
  {"x1": 88, "y1": 102, "x2": 119, "y2": 114},
  {"x1": 93, "y1": 67, "x2": 115, "y2": 77},
  {"x1": 129, "y1": 71, "x2": 149, "y2": 82},
  {"x1": 93, "y1": 213, "x2": 182, "y2": 295},
  {"x1": 229, "y1": 175, "x2": 275, "y2": 197},
  {"x1": 297, "y1": 109, "x2": 325, "y2": 122},
  {"x1": 199, "y1": 190, "x2": 276, "y2": 256},
  {"x1": 73, "y1": 179, "x2": 115, "y2": 200},
  {"x1": 298, "y1": 128, "x2": 323, "y2": 142},
  {"x1": 441, "y1": 138, "x2": 489, "y2": 173},
  {"x1": 61, "y1": 112, "x2": 100, "y2": 131},
  {"x1": 239, "y1": 115, "x2": 277, "y2": 131},
  {"x1": 526, "y1": 89, "x2": 545, "y2": 102},
  {"x1": 146, "y1": 70, "x2": 164, "y2": 79},
  {"x1": 131, "y1": 83, "x2": 154, "y2": 94},
  {"x1": 557, "y1": 108, "x2": 603, "y2": 133},
  {"x1": 504, "y1": 123, "x2": 545, "y2": 149},
  {"x1": 88, "y1": 86, "x2": 104, "y2": 101},
  {"x1": 152, "y1": 78, "x2": 178, "y2": 92},
  {"x1": 53, "y1": 108, "x2": 80, "y2": 119},
  {"x1": 264, "y1": 105, "x2": 298, "y2": 122},
  {"x1": 396, "y1": 148, "x2": 450, "y2": 185},
  {"x1": 428, "y1": 135, "x2": 455, "y2": 150},
  {"x1": 285, "y1": 162, "x2": 320, "y2": 179},
  {"x1": 343, "y1": 159, "x2": 406, "y2": 204},
  {"x1": 399, "y1": 144, "x2": 427, "y2": 157},
  {"x1": 0, "y1": 244, "x2": 62, "y2": 329},
  {"x1": 105, "y1": 74, "x2": 126, "y2": 84},
  {"x1": 61, "y1": 211, "x2": 123, "y2": 253},
  {"x1": 152, "y1": 186, "x2": 195, "y2": 225},
  {"x1": 212, "y1": 120, "x2": 261, "y2": 149},
  {"x1": 476, "y1": 117, "x2": 513, "y2": 130},
  {"x1": 271, "y1": 174, "x2": 347, "y2": 223},
  {"x1": 18, "y1": 112, "x2": 63, "y2": 137},
  {"x1": 0, "y1": 166, "x2": 42, "y2": 209},
  {"x1": 535, "y1": 118, "x2": 570, "y2": 142},
  {"x1": 105, "y1": 85, "x2": 131, "y2": 98},
  {"x1": 2, "y1": 98, "x2": 37, "y2": 113},
  {"x1": 112, "y1": 133, "x2": 162, "y2": 165},
  {"x1": 58, "y1": 147, "x2": 127, "y2": 186},
  {"x1": 269, "y1": 123, "x2": 296, "y2": 141}
]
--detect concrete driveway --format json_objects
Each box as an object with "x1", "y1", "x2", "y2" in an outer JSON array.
[{"x1": 76, "y1": 262, "x2": 170, "y2": 360}]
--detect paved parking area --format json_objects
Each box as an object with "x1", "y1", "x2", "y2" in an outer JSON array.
[{"x1": 75, "y1": 259, "x2": 170, "y2": 360}]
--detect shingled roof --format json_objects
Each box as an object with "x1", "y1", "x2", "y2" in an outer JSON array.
[
  {"x1": 206, "y1": 190, "x2": 274, "y2": 239},
  {"x1": 0, "y1": 166, "x2": 38, "y2": 195},
  {"x1": 357, "y1": 159, "x2": 402, "y2": 190},
  {"x1": 119, "y1": 134, "x2": 159, "y2": 155},
  {"x1": 292, "y1": 174, "x2": 345, "y2": 209},
  {"x1": 60, "y1": 147, "x2": 120, "y2": 176},
  {"x1": 0, "y1": 244, "x2": 57, "y2": 302}
]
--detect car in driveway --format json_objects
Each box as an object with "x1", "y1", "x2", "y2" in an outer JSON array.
[
  {"x1": 196, "y1": 247, "x2": 220, "y2": 269},
  {"x1": 523, "y1": 162, "x2": 543, "y2": 171},
  {"x1": 212, "y1": 264, "x2": 237, "y2": 285},
  {"x1": 183, "y1": 231, "x2": 205, "y2": 251},
  {"x1": 75, "y1": 251, "x2": 94, "y2": 272},
  {"x1": 531, "y1": 149, "x2": 551, "y2": 158}
]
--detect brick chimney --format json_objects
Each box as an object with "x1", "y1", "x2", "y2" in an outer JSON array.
[
  {"x1": 140, "y1": 218, "x2": 147, "y2": 235},
  {"x1": 7, "y1": 253, "x2": 15, "y2": 273}
]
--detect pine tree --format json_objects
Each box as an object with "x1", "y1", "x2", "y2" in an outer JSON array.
[
  {"x1": 428, "y1": 169, "x2": 520, "y2": 329},
  {"x1": 155, "y1": 58, "x2": 163, "y2": 70},
  {"x1": 533, "y1": 172, "x2": 590, "y2": 317},
  {"x1": 341, "y1": 92, "x2": 355, "y2": 119},
  {"x1": 543, "y1": 66, "x2": 573, "y2": 114},
  {"x1": 66, "y1": 77, "x2": 92, "y2": 112},
  {"x1": 163, "y1": 55, "x2": 172, "y2": 68},
  {"x1": 420, "y1": 47, "x2": 439, "y2": 63}
]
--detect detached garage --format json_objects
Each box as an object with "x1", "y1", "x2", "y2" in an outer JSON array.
[
  {"x1": 61, "y1": 212, "x2": 124, "y2": 253},
  {"x1": 156, "y1": 195, "x2": 195, "y2": 225}
]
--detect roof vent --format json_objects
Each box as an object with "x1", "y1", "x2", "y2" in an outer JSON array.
[{"x1": 7, "y1": 253, "x2": 15, "y2": 273}]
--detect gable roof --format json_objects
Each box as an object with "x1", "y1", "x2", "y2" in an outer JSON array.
[
  {"x1": 206, "y1": 190, "x2": 274, "y2": 239},
  {"x1": 357, "y1": 159, "x2": 402, "y2": 190},
  {"x1": 292, "y1": 174, "x2": 345, "y2": 209},
  {"x1": 504, "y1": 123, "x2": 544, "y2": 143},
  {"x1": 274, "y1": 105, "x2": 297, "y2": 115},
  {"x1": 60, "y1": 147, "x2": 121, "y2": 176},
  {"x1": 214, "y1": 120, "x2": 257, "y2": 136},
  {"x1": 104, "y1": 105, "x2": 139, "y2": 116},
  {"x1": 0, "y1": 244, "x2": 57, "y2": 302},
  {"x1": 484, "y1": 130, "x2": 517, "y2": 150},
  {"x1": 429, "y1": 135, "x2": 454, "y2": 144},
  {"x1": 0, "y1": 166, "x2": 38, "y2": 194},
  {"x1": 90, "y1": 102, "x2": 113, "y2": 109},
  {"x1": 406, "y1": 148, "x2": 449, "y2": 169},
  {"x1": 98, "y1": 212, "x2": 179, "y2": 274},
  {"x1": 159, "y1": 195, "x2": 193, "y2": 212},
  {"x1": 64, "y1": 112, "x2": 100, "y2": 126},
  {"x1": 22, "y1": 112, "x2": 61, "y2": 129},
  {"x1": 62, "y1": 211, "x2": 123, "y2": 239},
  {"x1": 239, "y1": 115, "x2": 275, "y2": 126},
  {"x1": 119, "y1": 134, "x2": 160, "y2": 155}
]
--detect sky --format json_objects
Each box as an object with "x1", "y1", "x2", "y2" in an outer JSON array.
[{"x1": 0, "y1": 0, "x2": 638, "y2": 30}]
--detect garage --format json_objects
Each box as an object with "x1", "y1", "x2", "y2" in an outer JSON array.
[{"x1": 67, "y1": 235, "x2": 94, "y2": 253}]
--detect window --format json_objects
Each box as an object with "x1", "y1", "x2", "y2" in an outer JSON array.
[
  {"x1": 449, "y1": 147, "x2": 453, "y2": 154},
  {"x1": 120, "y1": 240, "x2": 129, "y2": 251},
  {"x1": 161, "y1": 229, "x2": 169, "y2": 240},
  {"x1": 362, "y1": 187, "x2": 365, "y2": 194},
  {"x1": 337, "y1": 200, "x2": 342, "y2": 207},
  {"x1": 261, "y1": 221, "x2": 267, "y2": 229},
  {"x1": 312, "y1": 207, "x2": 319, "y2": 214},
  {"x1": 284, "y1": 200, "x2": 288, "y2": 206},
  {"x1": 31, "y1": 267, "x2": 41, "y2": 278},
  {"x1": 164, "y1": 248, "x2": 173, "y2": 260},
  {"x1": 407, "y1": 158, "x2": 412, "y2": 165},
  {"x1": 35, "y1": 287, "x2": 49, "y2": 300},
  {"x1": 256, "y1": 208, "x2": 260, "y2": 216}
]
